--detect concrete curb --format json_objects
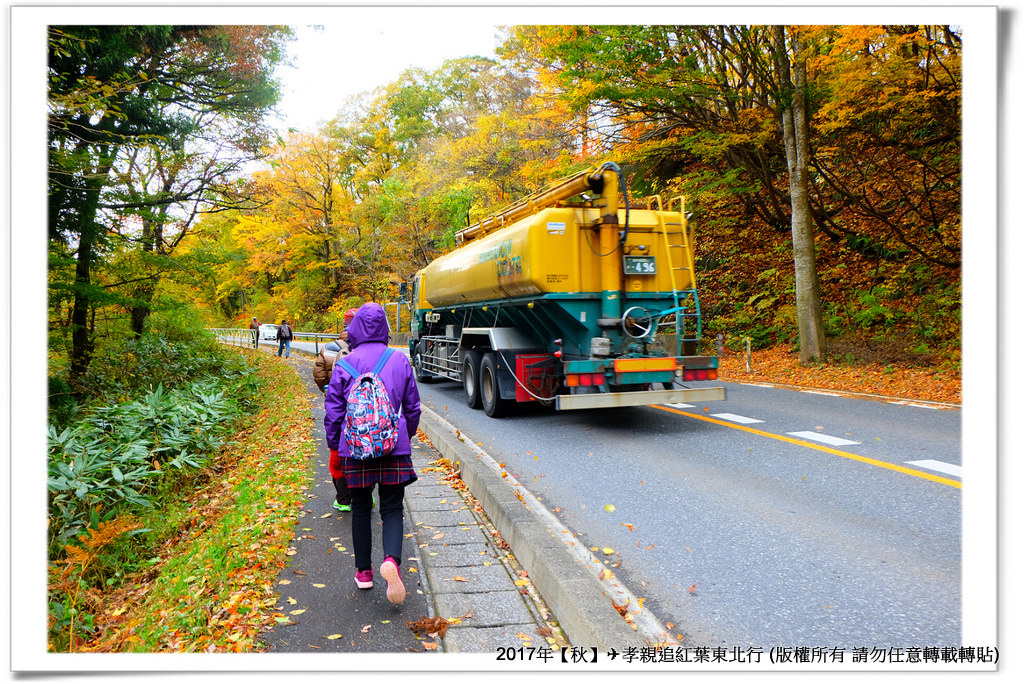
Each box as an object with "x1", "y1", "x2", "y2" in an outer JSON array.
[{"x1": 418, "y1": 405, "x2": 675, "y2": 651}]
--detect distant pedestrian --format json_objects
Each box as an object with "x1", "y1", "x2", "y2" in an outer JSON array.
[
  {"x1": 249, "y1": 316, "x2": 260, "y2": 348},
  {"x1": 276, "y1": 319, "x2": 293, "y2": 358},
  {"x1": 324, "y1": 303, "x2": 420, "y2": 604},
  {"x1": 316, "y1": 308, "x2": 359, "y2": 512}
]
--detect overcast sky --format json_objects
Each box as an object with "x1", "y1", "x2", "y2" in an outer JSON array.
[{"x1": 270, "y1": 20, "x2": 505, "y2": 133}]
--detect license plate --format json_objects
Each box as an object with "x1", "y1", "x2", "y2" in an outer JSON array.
[{"x1": 623, "y1": 255, "x2": 657, "y2": 275}]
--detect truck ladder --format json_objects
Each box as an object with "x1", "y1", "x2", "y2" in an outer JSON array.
[{"x1": 647, "y1": 195, "x2": 701, "y2": 356}]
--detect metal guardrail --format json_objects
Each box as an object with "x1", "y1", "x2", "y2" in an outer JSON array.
[
  {"x1": 209, "y1": 328, "x2": 341, "y2": 353},
  {"x1": 209, "y1": 328, "x2": 258, "y2": 348}
]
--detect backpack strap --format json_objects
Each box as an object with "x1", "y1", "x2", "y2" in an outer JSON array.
[
  {"x1": 372, "y1": 347, "x2": 395, "y2": 375},
  {"x1": 334, "y1": 357, "x2": 360, "y2": 380},
  {"x1": 335, "y1": 348, "x2": 394, "y2": 381}
]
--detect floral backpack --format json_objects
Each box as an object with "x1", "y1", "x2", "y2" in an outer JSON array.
[{"x1": 335, "y1": 349, "x2": 400, "y2": 460}]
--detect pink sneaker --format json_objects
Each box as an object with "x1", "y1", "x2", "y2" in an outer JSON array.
[
  {"x1": 380, "y1": 557, "x2": 405, "y2": 604},
  {"x1": 355, "y1": 567, "x2": 373, "y2": 590}
]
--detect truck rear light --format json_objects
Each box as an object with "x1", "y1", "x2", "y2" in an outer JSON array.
[
  {"x1": 565, "y1": 373, "x2": 604, "y2": 387},
  {"x1": 683, "y1": 368, "x2": 718, "y2": 381}
]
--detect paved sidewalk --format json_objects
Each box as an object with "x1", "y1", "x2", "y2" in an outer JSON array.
[{"x1": 260, "y1": 350, "x2": 563, "y2": 654}]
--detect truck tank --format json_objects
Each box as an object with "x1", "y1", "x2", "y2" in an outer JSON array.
[{"x1": 408, "y1": 162, "x2": 725, "y2": 417}]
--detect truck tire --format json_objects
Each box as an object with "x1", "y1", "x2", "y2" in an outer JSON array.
[
  {"x1": 480, "y1": 352, "x2": 510, "y2": 418},
  {"x1": 462, "y1": 349, "x2": 483, "y2": 409},
  {"x1": 413, "y1": 341, "x2": 433, "y2": 384}
]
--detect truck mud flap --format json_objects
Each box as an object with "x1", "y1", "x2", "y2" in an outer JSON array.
[{"x1": 554, "y1": 386, "x2": 726, "y2": 411}]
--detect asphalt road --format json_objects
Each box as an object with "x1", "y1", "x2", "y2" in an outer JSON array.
[{"x1": 414, "y1": 376, "x2": 963, "y2": 650}]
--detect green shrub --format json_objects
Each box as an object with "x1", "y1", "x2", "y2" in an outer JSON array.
[{"x1": 47, "y1": 378, "x2": 246, "y2": 550}]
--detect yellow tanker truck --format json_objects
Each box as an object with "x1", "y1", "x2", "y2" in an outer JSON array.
[{"x1": 407, "y1": 162, "x2": 726, "y2": 417}]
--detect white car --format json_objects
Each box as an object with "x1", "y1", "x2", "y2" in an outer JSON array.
[{"x1": 258, "y1": 324, "x2": 279, "y2": 340}]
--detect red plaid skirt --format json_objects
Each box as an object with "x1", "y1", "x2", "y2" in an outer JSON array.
[{"x1": 341, "y1": 452, "x2": 417, "y2": 489}]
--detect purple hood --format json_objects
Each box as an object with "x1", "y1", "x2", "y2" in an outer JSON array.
[{"x1": 346, "y1": 302, "x2": 390, "y2": 348}]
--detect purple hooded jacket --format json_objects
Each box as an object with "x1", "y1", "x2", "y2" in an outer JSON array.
[{"x1": 324, "y1": 303, "x2": 421, "y2": 459}]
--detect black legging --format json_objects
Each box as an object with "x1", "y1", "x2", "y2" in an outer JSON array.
[{"x1": 351, "y1": 482, "x2": 407, "y2": 571}]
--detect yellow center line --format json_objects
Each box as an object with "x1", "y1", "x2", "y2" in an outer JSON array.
[{"x1": 653, "y1": 404, "x2": 961, "y2": 489}]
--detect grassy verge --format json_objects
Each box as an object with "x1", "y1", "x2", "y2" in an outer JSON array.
[
  {"x1": 67, "y1": 350, "x2": 314, "y2": 652},
  {"x1": 718, "y1": 346, "x2": 961, "y2": 404}
]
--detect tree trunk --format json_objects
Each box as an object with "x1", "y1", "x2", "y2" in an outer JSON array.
[
  {"x1": 129, "y1": 281, "x2": 154, "y2": 338},
  {"x1": 68, "y1": 145, "x2": 114, "y2": 381},
  {"x1": 774, "y1": 26, "x2": 826, "y2": 362}
]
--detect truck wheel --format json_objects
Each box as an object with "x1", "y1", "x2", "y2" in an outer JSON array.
[
  {"x1": 413, "y1": 342, "x2": 432, "y2": 384},
  {"x1": 463, "y1": 350, "x2": 483, "y2": 409},
  {"x1": 481, "y1": 353, "x2": 510, "y2": 418}
]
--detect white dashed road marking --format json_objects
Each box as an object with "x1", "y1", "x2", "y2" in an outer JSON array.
[
  {"x1": 905, "y1": 459, "x2": 962, "y2": 478},
  {"x1": 787, "y1": 431, "x2": 861, "y2": 447},
  {"x1": 712, "y1": 413, "x2": 765, "y2": 424},
  {"x1": 666, "y1": 403, "x2": 694, "y2": 409}
]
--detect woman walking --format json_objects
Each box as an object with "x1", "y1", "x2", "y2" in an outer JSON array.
[{"x1": 324, "y1": 303, "x2": 421, "y2": 603}]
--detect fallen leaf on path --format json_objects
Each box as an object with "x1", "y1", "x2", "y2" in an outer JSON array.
[
  {"x1": 409, "y1": 616, "x2": 450, "y2": 638},
  {"x1": 326, "y1": 634, "x2": 343, "y2": 640}
]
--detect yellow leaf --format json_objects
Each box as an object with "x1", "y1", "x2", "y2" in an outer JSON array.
[
  {"x1": 604, "y1": 504, "x2": 616, "y2": 512},
  {"x1": 290, "y1": 609, "x2": 305, "y2": 615},
  {"x1": 287, "y1": 597, "x2": 297, "y2": 605},
  {"x1": 312, "y1": 583, "x2": 326, "y2": 588},
  {"x1": 326, "y1": 634, "x2": 343, "y2": 640},
  {"x1": 602, "y1": 547, "x2": 615, "y2": 555}
]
